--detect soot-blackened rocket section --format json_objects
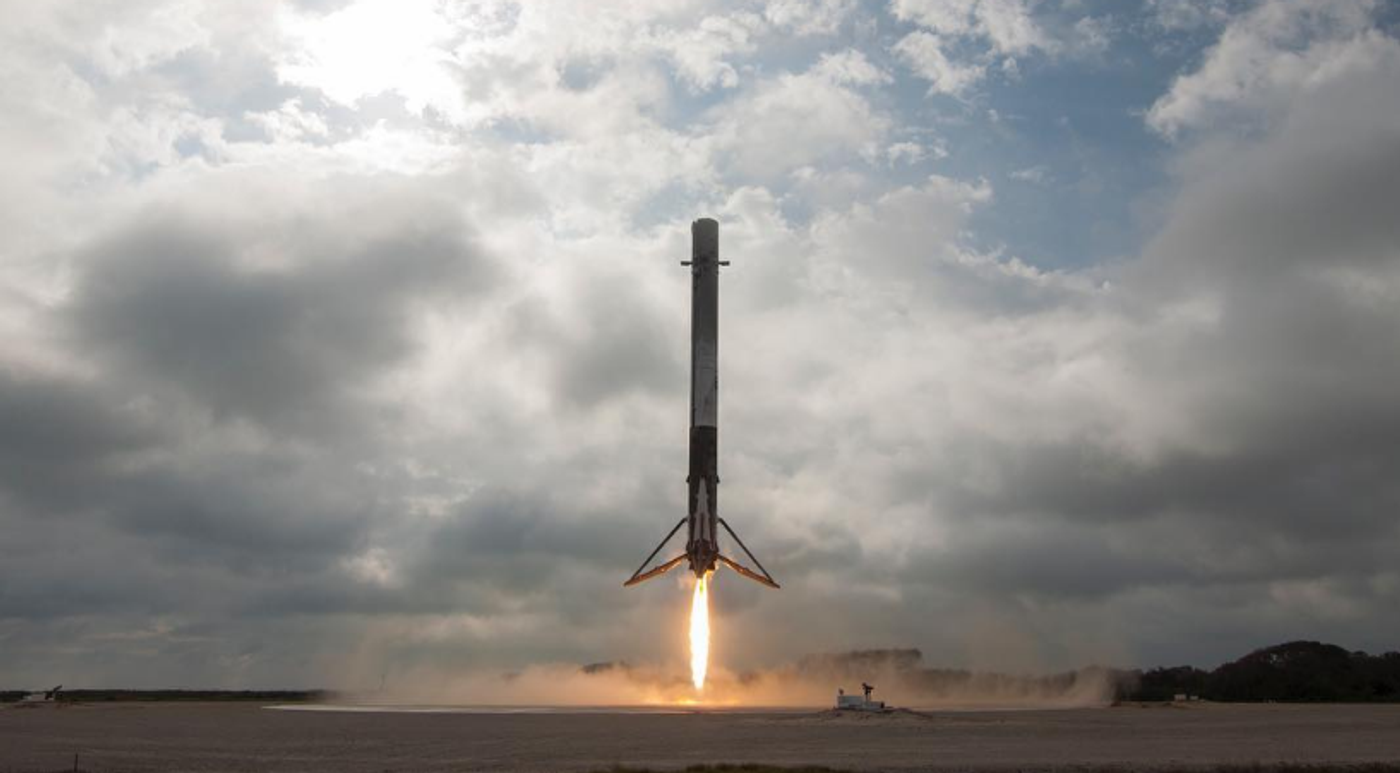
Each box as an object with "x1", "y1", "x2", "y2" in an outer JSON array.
[
  {"x1": 687, "y1": 218, "x2": 721, "y2": 576},
  {"x1": 624, "y1": 218, "x2": 779, "y2": 590}
]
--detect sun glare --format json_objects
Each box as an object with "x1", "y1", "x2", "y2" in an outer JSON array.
[{"x1": 277, "y1": 0, "x2": 461, "y2": 116}]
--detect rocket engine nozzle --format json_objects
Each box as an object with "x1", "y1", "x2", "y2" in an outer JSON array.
[{"x1": 624, "y1": 517, "x2": 778, "y2": 590}]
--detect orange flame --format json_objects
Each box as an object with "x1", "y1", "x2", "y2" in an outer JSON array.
[{"x1": 689, "y1": 573, "x2": 710, "y2": 691}]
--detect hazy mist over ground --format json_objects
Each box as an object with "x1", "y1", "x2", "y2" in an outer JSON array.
[
  {"x1": 2, "y1": 0, "x2": 1399, "y2": 691},
  {"x1": 356, "y1": 649, "x2": 1115, "y2": 708}
]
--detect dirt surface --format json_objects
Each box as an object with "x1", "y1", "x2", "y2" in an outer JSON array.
[{"x1": 3, "y1": 702, "x2": 1400, "y2": 772}]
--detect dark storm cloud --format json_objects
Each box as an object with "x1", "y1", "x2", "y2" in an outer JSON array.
[
  {"x1": 915, "y1": 522, "x2": 1186, "y2": 600},
  {"x1": 552, "y1": 295, "x2": 680, "y2": 409},
  {"x1": 421, "y1": 489, "x2": 637, "y2": 570},
  {"x1": 905, "y1": 442, "x2": 1400, "y2": 597},
  {"x1": 0, "y1": 437, "x2": 383, "y2": 617},
  {"x1": 69, "y1": 195, "x2": 485, "y2": 434},
  {"x1": 0, "y1": 371, "x2": 160, "y2": 511},
  {"x1": 249, "y1": 487, "x2": 659, "y2": 619},
  {"x1": 0, "y1": 171, "x2": 515, "y2": 676},
  {"x1": 501, "y1": 268, "x2": 683, "y2": 410},
  {"x1": 926, "y1": 432, "x2": 1400, "y2": 541},
  {"x1": 104, "y1": 457, "x2": 375, "y2": 559}
]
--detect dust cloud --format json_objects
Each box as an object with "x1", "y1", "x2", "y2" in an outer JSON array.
[{"x1": 354, "y1": 649, "x2": 1117, "y2": 708}]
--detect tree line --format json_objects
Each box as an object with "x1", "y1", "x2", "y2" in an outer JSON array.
[{"x1": 1118, "y1": 640, "x2": 1400, "y2": 702}]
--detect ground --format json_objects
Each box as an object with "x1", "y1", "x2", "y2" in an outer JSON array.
[{"x1": 3, "y1": 702, "x2": 1400, "y2": 772}]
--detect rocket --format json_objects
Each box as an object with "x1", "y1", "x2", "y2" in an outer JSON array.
[{"x1": 625, "y1": 218, "x2": 780, "y2": 590}]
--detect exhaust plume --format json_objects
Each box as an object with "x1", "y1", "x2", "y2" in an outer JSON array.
[{"x1": 690, "y1": 574, "x2": 710, "y2": 690}]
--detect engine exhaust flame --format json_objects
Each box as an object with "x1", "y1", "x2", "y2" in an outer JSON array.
[{"x1": 689, "y1": 573, "x2": 710, "y2": 691}]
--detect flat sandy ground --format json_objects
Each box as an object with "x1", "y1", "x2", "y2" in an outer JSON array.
[{"x1": 4, "y1": 702, "x2": 1400, "y2": 772}]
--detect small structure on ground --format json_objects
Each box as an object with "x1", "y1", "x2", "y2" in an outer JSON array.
[
  {"x1": 835, "y1": 682, "x2": 886, "y2": 711},
  {"x1": 16, "y1": 685, "x2": 62, "y2": 707}
]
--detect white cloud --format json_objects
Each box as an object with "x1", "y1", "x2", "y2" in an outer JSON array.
[
  {"x1": 888, "y1": 0, "x2": 1055, "y2": 95},
  {"x1": 1009, "y1": 164, "x2": 1050, "y2": 184},
  {"x1": 890, "y1": 0, "x2": 1048, "y2": 55},
  {"x1": 1148, "y1": 0, "x2": 1390, "y2": 136},
  {"x1": 100, "y1": 99, "x2": 227, "y2": 173},
  {"x1": 1146, "y1": 0, "x2": 1236, "y2": 32},
  {"x1": 706, "y1": 54, "x2": 894, "y2": 180},
  {"x1": 893, "y1": 31, "x2": 987, "y2": 95},
  {"x1": 764, "y1": 0, "x2": 858, "y2": 36},
  {"x1": 811, "y1": 48, "x2": 892, "y2": 86},
  {"x1": 276, "y1": 0, "x2": 465, "y2": 118},
  {"x1": 83, "y1": 0, "x2": 212, "y2": 77},
  {"x1": 810, "y1": 174, "x2": 994, "y2": 283},
  {"x1": 245, "y1": 99, "x2": 330, "y2": 143},
  {"x1": 1068, "y1": 15, "x2": 1112, "y2": 56},
  {"x1": 344, "y1": 547, "x2": 401, "y2": 588},
  {"x1": 970, "y1": 0, "x2": 1047, "y2": 55},
  {"x1": 890, "y1": 0, "x2": 1117, "y2": 92},
  {"x1": 645, "y1": 12, "x2": 768, "y2": 91},
  {"x1": 885, "y1": 141, "x2": 935, "y2": 165}
]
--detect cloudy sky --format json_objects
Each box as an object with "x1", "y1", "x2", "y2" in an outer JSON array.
[{"x1": 2, "y1": 0, "x2": 1399, "y2": 691}]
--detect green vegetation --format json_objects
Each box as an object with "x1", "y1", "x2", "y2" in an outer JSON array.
[
  {"x1": 0, "y1": 689, "x2": 330, "y2": 703},
  {"x1": 597, "y1": 767, "x2": 849, "y2": 773},
  {"x1": 592, "y1": 766, "x2": 1400, "y2": 773},
  {"x1": 1118, "y1": 641, "x2": 1400, "y2": 702}
]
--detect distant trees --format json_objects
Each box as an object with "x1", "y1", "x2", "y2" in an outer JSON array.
[
  {"x1": 1117, "y1": 641, "x2": 1400, "y2": 702},
  {"x1": 1128, "y1": 665, "x2": 1211, "y2": 702},
  {"x1": 0, "y1": 689, "x2": 331, "y2": 703},
  {"x1": 773, "y1": 642, "x2": 1400, "y2": 704}
]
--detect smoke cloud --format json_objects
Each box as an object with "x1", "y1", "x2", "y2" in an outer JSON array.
[{"x1": 358, "y1": 649, "x2": 1116, "y2": 709}]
